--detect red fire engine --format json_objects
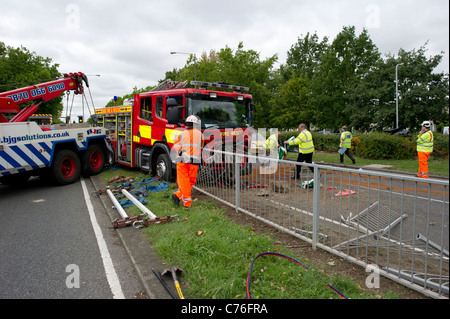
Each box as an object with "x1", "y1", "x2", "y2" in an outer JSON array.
[{"x1": 94, "y1": 80, "x2": 255, "y2": 180}]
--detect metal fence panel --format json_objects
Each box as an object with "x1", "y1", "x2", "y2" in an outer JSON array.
[{"x1": 194, "y1": 149, "x2": 449, "y2": 299}]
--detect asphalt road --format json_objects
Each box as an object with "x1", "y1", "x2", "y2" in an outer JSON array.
[{"x1": 0, "y1": 176, "x2": 146, "y2": 299}]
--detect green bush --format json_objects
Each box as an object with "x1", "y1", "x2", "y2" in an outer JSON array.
[
  {"x1": 353, "y1": 133, "x2": 414, "y2": 160},
  {"x1": 431, "y1": 133, "x2": 450, "y2": 160},
  {"x1": 311, "y1": 133, "x2": 340, "y2": 152},
  {"x1": 352, "y1": 132, "x2": 449, "y2": 160}
]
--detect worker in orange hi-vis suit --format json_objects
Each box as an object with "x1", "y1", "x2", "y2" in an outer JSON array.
[
  {"x1": 416, "y1": 121, "x2": 434, "y2": 179},
  {"x1": 172, "y1": 115, "x2": 204, "y2": 208}
]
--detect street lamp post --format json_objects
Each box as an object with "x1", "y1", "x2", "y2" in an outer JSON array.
[
  {"x1": 170, "y1": 51, "x2": 197, "y2": 83},
  {"x1": 395, "y1": 63, "x2": 404, "y2": 129}
]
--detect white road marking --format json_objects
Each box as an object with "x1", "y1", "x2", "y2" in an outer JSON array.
[{"x1": 81, "y1": 177, "x2": 125, "y2": 299}]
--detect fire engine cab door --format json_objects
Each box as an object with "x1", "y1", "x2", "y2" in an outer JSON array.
[{"x1": 135, "y1": 96, "x2": 153, "y2": 144}]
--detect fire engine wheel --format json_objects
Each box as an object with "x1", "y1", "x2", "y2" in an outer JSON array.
[
  {"x1": 155, "y1": 153, "x2": 172, "y2": 181},
  {"x1": 82, "y1": 145, "x2": 105, "y2": 176},
  {"x1": 51, "y1": 149, "x2": 81, "y2": 185}
]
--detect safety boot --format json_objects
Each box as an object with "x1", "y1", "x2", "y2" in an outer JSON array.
[{"x1": 172, "y1": 193, "x2": 180, "y2": 206}]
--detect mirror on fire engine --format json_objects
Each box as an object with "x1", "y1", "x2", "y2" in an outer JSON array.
[
  {"x1": 166, "y1": 98, "x2": 180, "y2": 125},
  {"x1": 166, "y1": 98, "x2": 177, "y2": 108},
  {"x1": 167, "y1": 107, "x2": 179, "y2": 125}
]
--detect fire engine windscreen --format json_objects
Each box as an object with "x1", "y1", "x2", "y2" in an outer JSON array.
[{"x1": 186, "y1": 95, "x2": 251, "y2": 129}]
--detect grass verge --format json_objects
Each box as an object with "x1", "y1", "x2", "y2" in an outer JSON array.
[{"x1": 100, "y1": 167, "x2": 400, "y2": 299}]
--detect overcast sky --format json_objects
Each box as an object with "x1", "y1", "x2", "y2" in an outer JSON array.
[{"x1": 1, "y1": 0, "x2": 448, "y2": 121}]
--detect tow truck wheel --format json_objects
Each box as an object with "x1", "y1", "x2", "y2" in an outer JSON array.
[
  {"x1": 51, "y1": 149, "x2": 81, "y2": 185},
  {"x1": 82, "y1": 144, "x2": 105, "y2": 176},
  {"x1": 155, "y1": 153, "x2": 172, "y2": 181}
]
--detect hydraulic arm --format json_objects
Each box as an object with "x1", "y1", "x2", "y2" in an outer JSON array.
[{"x1": 0, "y1": 72, "x2": 89, "y2": 123}]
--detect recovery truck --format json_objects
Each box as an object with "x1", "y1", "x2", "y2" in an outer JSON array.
[
  {"x1": 94, "y1": 80, "x2": 255, "y2": 181},
  {"x1": 0, "y1": 72, "x2": 112, "y2": 185}
]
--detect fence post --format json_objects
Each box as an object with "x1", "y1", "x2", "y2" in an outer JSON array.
[
  {"x1": 312, "y1": 165, "x2": 321, "y2": 250},
  {"x1": 235, "y1": 154, "x2": 241, "y2": 212}
]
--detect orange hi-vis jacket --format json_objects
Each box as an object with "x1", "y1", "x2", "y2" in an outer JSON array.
[
  {"x1": 173, "y1": 127, "x2": 204, "y2": 164},
  {"x1": 173, "y1": 127, "x2": 204, "y2": 208}
]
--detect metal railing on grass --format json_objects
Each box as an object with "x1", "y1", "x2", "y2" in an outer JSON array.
[{"x1": 194, "y1": 148, "x2": 449, "y2": 299}]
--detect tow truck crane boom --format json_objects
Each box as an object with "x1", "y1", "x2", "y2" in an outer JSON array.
[{"x1": 0, "y1": 72, "x2": 88, "y2": 123}]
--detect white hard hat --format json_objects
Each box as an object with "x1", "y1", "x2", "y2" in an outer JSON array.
[
  {"x1": 422, "y1": 121, "x2": 431, "y2": 128},
  {"x1": 186, "y1": 115, "x2": 200, "y2": 124}
]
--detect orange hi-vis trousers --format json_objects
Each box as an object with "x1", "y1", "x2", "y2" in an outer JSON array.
[
  {"x1": 417, "y1": 152, "x2": 430, "y2": 178},
  {"x1": 174, "y1": 162, "x2": 199, "y2": 207}
]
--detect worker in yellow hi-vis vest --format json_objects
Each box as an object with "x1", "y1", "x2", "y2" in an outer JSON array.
[
  {"x1": 339, "y1": 126, "x2": 355, "y2": 164},
  {"x1": 265, "y1": 132, "x2": 281, "y2": 156},
  {"x1": 416, "y1": 121, "x2": 434, "y2": 179},
  {"x1": 284, "y1": 123, "x2": 314, "y2": 179}
]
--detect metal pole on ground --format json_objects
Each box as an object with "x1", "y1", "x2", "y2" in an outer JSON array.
[
  {"x1": 107, "y1": 189, "x2": 128, "y2": 219},
  {"x1": 121, "y1": 189, "x2": 157, "y2": 219}
]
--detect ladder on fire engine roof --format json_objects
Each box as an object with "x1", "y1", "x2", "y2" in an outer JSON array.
[
  {"x1": 150, "y1": 79, "x2": 188, "y2": 92},
  {"x1": 150, "y1": 79, "x2": 250, "y2": 93},
  {"x1": 190, "y1": 81, "x2": 249, "y2": 92}
]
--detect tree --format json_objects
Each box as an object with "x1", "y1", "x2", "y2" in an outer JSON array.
[
  {"x1": 285, "y1": 32, "x2": 329, "y2": 81},
  {"x1": 345, "y1": 56, "x2": 395, "y2": 131},
  {"x1": 309, "y1": 26, "x2": 380, "y2": 129},
  {"x1": 269, "y1": 74, "x2": 312, "y2": 129},
  {"x1": 348, "y1": 43, "x2": 449, "y2": 131},
  {"x1": 0, "y1": 42, "x2": 61, "y2": 118},
  {"x1": 268, "y1": 32, "x2": 328, "y2": 129},
  {"x1": 397, "y1": 44, "x2": 449, "y2": 129},
  {"x1": 164, "y1": 42, "x2": 278, "y2": 128}
]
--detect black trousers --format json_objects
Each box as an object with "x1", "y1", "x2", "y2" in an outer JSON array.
[
  {"x1": 340, "y1": 149, "x2": 355, "y2": 163},
  {"x1": 295, "y1": 152, "x2": 314, "y2": 178}
]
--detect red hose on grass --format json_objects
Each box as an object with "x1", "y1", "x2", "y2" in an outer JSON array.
[{"x1": 246, "y1": 252, "x2": 348, "y2": 299}]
